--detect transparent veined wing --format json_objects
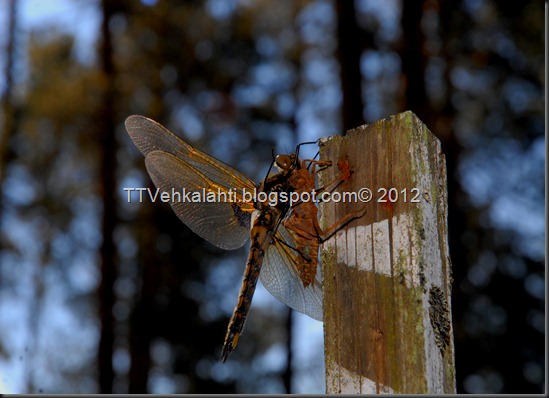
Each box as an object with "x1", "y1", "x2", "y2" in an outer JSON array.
[
  {"x1": 126, "y1": 115, "x2": 253, "y2": 191},
  {"x1": 125, "y1": 115, "x2": 256, "y2": 250},
  {"x1": 260, "y1": 223, "x2": 323, "y2": 321}
]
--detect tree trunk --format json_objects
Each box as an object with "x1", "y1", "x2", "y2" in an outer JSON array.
[
  {"x1": 98, "y1": 0, "x2": 117, "y2": 392},
  {"x1": 335, "y1": 0, "x2": 365, "y2": 131},
  {"x1": 401, "y1": 0, "x2": 429, "y2": 124},
  {"x1": 0, "y1": 0, "x2": 18, "y2": 260}
]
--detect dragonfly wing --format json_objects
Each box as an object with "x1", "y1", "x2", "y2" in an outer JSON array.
[
  {"x1": 260, "y1": 224, "x2": 323, "y2": 321},
  {"x1": 145, "y1": 150, "x2": 253, "y2": 250},
  {"x1": 125, "y1": 115, "x2": 254, "y2": 191},
  {"x1": 125, "y1": 115, "x2": 258, "y2": 250}
]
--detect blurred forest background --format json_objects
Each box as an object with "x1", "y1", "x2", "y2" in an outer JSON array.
[{"x1": 0, "y1": 0, "x2": 544, "y2": 394}]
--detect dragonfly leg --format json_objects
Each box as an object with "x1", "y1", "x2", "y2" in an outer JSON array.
[
  {"x1": 314, "y1": 160, "x2": 354, "y2": 197},
  {"x1": 273, "y1": 234, "x2": 314, "y2": 262},
  {"x1": 319, "y1": 206, "x2": 367, "y2": 244},
  {"x1": 303, "y1": 158, "x2": 332, "y2": 174},
  {"x1": 293, "y1": 202, "x2": 365, "y2": 244}
]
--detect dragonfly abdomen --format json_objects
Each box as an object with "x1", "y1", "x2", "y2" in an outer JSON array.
[{"x1": 221, "y1": 208, "x2": 278, "y2": 362}]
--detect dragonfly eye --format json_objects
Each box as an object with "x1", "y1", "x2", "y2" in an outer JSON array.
[{"x1": 275, "y1": 155, "x2": 292, "y2": 170}]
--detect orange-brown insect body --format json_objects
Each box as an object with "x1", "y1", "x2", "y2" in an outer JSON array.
[
  {"x1": 284, "y1": 160, "x2": 323, "y2": 287},
  {"x1": 221, "y1": 202, "x2": 281, "y2": 362},
  {"x1": 283, "y1": 158, "x2": 362, "y2": 288}
]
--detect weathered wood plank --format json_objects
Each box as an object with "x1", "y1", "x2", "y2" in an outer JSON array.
[{"x1": 319, "y1": 111, "x2": 455, "y2": 394}]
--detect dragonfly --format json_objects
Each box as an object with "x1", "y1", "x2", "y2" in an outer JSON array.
[
  {"x1": 278, "y1": 157, "x2": 367, "y2": 289},
  {"x1": 125, "y1": 115, "x2": 327, "y2": 362}
]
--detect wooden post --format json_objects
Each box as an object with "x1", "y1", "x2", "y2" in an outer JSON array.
[{"x1": 318, "y1": 111, "x2": 455, "y2": 394}]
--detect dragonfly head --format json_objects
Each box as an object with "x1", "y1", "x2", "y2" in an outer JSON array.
[
  {"x1": 273, "y1": 140, "x2": 319, "y2": 173},
  {"x1": 274, "y1": 154, "x2": 297, "y2": 172}
]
